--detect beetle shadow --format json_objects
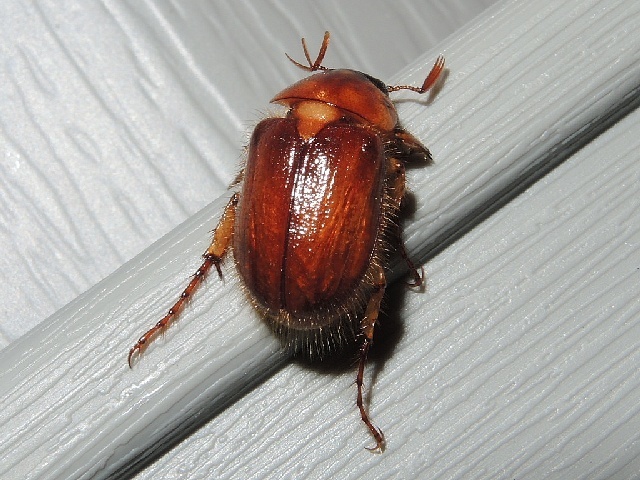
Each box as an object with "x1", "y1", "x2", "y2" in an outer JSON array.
[
  {"x1": 290, "y1": 281, "x2": 411, "y2": 426},
  {"x1": 292, "y1": 275, "x2": 409, "y2": 378}
]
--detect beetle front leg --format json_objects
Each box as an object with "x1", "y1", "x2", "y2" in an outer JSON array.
[
  {"x1": 356, "y1": 264, "x2": 387, "y2": 453},
  {"x1": 128, "y1": 193, "x2": 239, "y2": 367},
  {"x1": 393, "y1": 128, "x2": 433, "y2": 165}
]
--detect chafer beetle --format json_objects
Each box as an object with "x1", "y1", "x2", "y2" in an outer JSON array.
[{"x1": 129, "y1": 32, "x2": 444, "y2": 452}]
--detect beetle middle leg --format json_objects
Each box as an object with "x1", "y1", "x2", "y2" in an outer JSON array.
[
  {"x1": 127, "y1": 193, "x2": 239, "y2": 367},
  {"x1": 356, "y1": 264, "x2": 387, "y2": 452},
  {"x1": 388, "y1": 157, "x2": 423, "y2": 288}
]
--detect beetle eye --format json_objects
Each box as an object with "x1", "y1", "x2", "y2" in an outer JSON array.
[{"x1": 359, "y1": 72, "x2": 390, "y2": 96}]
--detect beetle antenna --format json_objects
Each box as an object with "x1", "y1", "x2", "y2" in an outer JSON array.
[
  {"x1": 286, "y1": 31, "x2": 331, "y2": 72},
  {"x1": 387, "y1": 55, "x2": 445, "y2": 94}
]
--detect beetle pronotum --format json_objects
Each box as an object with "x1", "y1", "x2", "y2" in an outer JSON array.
[{"x1": 129, "y1": 32, "x2": 444, "y2": 452}]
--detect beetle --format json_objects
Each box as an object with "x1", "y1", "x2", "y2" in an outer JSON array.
[{"x1": 128, "y1": 31, "x2": 445, "y2": 452}]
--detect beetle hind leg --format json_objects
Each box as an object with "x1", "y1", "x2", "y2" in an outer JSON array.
[
  {"x1": 356, "y1": 264, "x2": 387, "y2": 452},
  {"x1": 127, "y1": 193, "x2": 239, "y2": 367}
]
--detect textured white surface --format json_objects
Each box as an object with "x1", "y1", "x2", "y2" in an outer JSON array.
[
  {"x1": 0, "y1": 0, "x2": 638, "y2": 479},
  {"x1": 136, "y1": 110, "x2": 640, "y2": 480},
  {"x1": 0, "y1": 0, "x2": 494, "y2": 348}
]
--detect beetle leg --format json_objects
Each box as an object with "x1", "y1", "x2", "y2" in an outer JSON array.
[
  {"x1": 388, "y1": 157, "x2": 406, "y2": 206},
  {"x1": 204, "y1": 193, "x2": 239, "y2": 278},
  {"x1": 399, "y1": 244, "x2": 424, "y2": 289},
  {"x1": 128, "y1": 193, "x2": 239, "y2": 367},
  {"x1": 230, "y1": 167, "x2": 245, "y2": 188},
  {"x1": 356, "y1": 265, "x2": 387, "y2": 453},
  {"x1": 393, "y1": 128, "x2": 433, "y2": 165},
  {"x1": 388, "y1": 158, "x2": 423, "y2": 288}
]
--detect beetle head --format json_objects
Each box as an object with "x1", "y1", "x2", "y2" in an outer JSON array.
[{"x1": 272, "y1": 69, "x2": 398, "y2": 131}]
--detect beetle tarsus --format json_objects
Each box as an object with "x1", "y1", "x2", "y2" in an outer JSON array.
[
  {"x1": 407, "y1": 266, "x2": 425, "y2": 289},
  {"x1": 357, "y1": 339, "x2": 386, "y2": 453},
  {"x1": 399, "y1": 242, "x2": 424, "y2": 289},
  {"x1": 128, "y1": 343, "x2": 142, "y2": 368},
  {"x1": 365, "y1": 432, "x2": 386, "y2": 454},
  {"x1": 355, "y1": 266, "x2": 387, "y2": 451},
  {"x1": 204, "y1": 253, "x2": 223, "y2": 279}
]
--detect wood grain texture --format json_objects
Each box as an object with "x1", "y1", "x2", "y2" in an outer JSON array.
[
  {"x1": 135, "y1": 77, "x2": 640, "y2": 480},
  {"x1": 0, "y1": 0, "x2": 490, "y2": 349},
  {"x1": 0, "y1": 0, "x2": 638, "y2": 479}
]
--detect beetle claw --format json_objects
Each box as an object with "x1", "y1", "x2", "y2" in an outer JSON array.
[
  {"x1": 364, "y1": 431, "x2": 386, "y2": 453},
  {"x1": 127, "y1": 343, "x2": 142, "y2": 368},
  {"x1": 209, "y1": 255, "x2": 223, "y2": 279},
  {"x1": 405, "y1": 266, "x2": 424, "y2": 289}
]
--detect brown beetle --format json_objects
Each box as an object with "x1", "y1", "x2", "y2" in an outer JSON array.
[{"x1": 129, "y1": 32, "x2": 444, "y2": 452}]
